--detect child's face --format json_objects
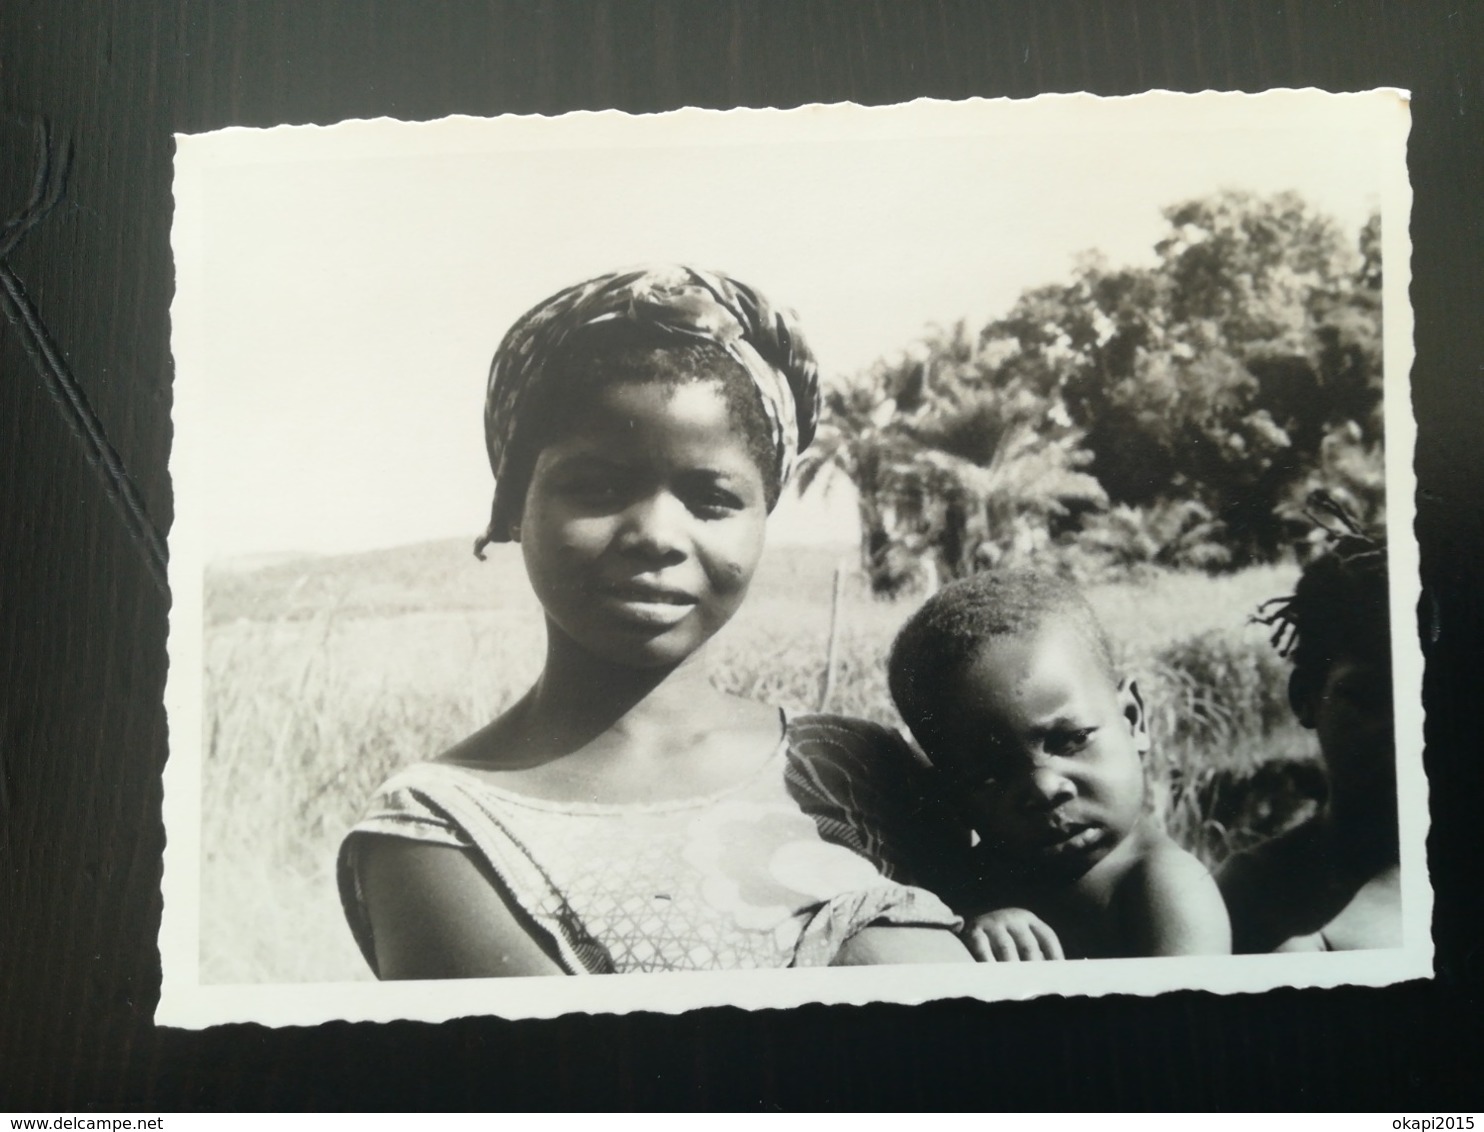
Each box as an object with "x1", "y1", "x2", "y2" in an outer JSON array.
[
  {"x1": 935, "y1": 617, "x2": 1149, "y2": 879},
  {"x1": 519, "y1": 378, "x2": 770, "y2": 669}
]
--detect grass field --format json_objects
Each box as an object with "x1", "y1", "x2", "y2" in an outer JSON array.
[{"x1": 198, "y1": 539, "x2": 1317, "y2": 984}]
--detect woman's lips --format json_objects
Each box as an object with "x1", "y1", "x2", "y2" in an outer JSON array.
[{"x1": 598, "y1": 582, "x2": 698, "y2": 626}]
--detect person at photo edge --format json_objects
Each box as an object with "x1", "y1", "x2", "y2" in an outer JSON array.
[{"x1": 336, "y1": 265, "x2": 972, "y2": 977}]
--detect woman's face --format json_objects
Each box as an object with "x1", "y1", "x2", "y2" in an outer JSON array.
[
  {"x1": 519, "y1": 378, "x2": 771, "y2": 669},
  {"x1": 1296, "y1": 652, "x2": 1395, "y2": 794}
]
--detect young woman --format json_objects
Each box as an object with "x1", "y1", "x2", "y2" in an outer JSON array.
[
  {"x1": 1219, "y1": 499, "x2": 1400, "y2": 952},
  {"x1": 337, "y1": 266, "x2": 969, "y2": 977}
]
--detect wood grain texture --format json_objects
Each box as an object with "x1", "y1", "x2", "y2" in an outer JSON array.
[{"x1": 1, "y1": 0, "x2": 1480, "y2": 1110}]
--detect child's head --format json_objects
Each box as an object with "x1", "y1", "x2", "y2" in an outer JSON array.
[
  {"x1": 476, "y1": 267, "x2": 820, "y2": 668},
  {"x1": 890, "y1": 570, "x2": 1149, "y2": 878},
  {"x1": 1259, "y1": 506, "x2": 1392, "y2": 791}
]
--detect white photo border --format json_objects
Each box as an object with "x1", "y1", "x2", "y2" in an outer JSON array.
[{"x1": 160, "y1": 89, "x2": 1426, "y2": 1028}]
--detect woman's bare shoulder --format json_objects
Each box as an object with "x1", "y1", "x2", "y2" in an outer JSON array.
[
  {"x1": 1216, "y1": 820, "x2": 1337, "y2": 952},
  {"x1": 1216, "y1": 820, "x2": 1324, "y2": 899},
  {"x1": 357, "y1": 835, "x2": 564, "y2": 979}
]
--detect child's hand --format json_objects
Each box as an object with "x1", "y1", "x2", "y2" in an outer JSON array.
[{"x1": 964, "y1": 908, "x2": 1065, "y2": 961}]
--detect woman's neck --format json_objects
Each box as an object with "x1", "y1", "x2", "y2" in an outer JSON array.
[
  {"x1": 1324, "y1": 774, "x2": 1400, "y2": 872},
  {"x1": 519, "y1": 622, "x2": 731, "y2": 756}
]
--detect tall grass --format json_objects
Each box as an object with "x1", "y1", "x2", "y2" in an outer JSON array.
[{"x1": 199, "y1": 544, "x2": 1318, "y2": 984}]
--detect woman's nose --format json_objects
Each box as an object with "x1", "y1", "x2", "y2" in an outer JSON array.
[
  {"x1": 618, "y1": 492, "x2": 688, "y2": 559},
  {"x1": 1019, "y1": 764, "x2": 1076, "y2": 812}
]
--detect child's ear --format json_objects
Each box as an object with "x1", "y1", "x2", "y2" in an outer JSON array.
[{"x1": 1117, "y1": 677, "x2": 1151, "y2": 756}]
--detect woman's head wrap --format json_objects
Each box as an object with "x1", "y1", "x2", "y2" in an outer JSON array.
[{"x1": 475, "y1": 265, "x2": 821, "y2": 557}]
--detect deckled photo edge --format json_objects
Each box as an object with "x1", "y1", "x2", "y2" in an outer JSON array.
[{"x1": 157, "y1": 87, "x2": 1425, "y2": 1028}]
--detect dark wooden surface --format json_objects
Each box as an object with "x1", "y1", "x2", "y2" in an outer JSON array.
[{"x1": 2, "y1": 1, "x2": 1480, "y2": 1111}]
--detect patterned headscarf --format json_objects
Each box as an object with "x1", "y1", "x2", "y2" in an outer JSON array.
[{"x1": 475, "y1": 265, "x2": 821, "y2": 557}]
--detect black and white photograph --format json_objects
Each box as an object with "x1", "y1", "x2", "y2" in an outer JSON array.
[{"x1": 159, "y1": 89, "x2": 1423, "y2": 1026}]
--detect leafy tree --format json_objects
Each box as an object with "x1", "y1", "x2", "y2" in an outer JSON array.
[
  {"x1": 807, "y1": 191, "x2": 1384, "y2": 586},
  {"x1": 981, "y1": 191, "x2": 1384, "y2": 566}
]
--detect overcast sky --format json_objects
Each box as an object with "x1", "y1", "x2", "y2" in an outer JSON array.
[{"x1": 172, "y1": 92, "x2": 1403, "y2": 562}]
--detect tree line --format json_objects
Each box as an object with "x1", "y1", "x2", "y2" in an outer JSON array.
[{"x1": 800, "y1": 191, "x2": 1385, "y2": 595}]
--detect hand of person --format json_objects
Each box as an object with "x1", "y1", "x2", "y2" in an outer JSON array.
[{"x1": 964, "y1": 907, "x2": 1065, "y2": 962}]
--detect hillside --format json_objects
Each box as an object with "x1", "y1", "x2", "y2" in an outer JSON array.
[{"x1": 204, "y1": 538, "x2": 859, "y2": 626}]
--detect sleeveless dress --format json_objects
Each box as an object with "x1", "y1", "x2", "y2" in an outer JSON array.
[{"x1": 338, "y1": 713, "x2": 962, "y2": 975}]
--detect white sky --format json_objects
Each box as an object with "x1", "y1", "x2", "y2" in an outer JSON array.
[{"x1": 173, "y1": 93, "x2": 1401, "y2": 561}]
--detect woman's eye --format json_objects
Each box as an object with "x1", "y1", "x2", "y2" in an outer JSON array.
[
  {"x1": 1333, "y1": 671, "x2": 1389, "y2": 706},
  {"x1": 561, "y1": 477, "x2": 622, "y2": 505}
]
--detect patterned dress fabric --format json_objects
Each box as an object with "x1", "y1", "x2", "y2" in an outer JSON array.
[
  {"x1": 338, "y1": 714, "x2": 961, "y2": 975},
  {"x1": 475, "y1": 265, "x2": 821, "y2": 554}
]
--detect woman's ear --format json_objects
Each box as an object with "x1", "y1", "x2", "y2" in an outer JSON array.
[{"x1": 1117, "y1": 677, "x2": 1151, "y2": 756}]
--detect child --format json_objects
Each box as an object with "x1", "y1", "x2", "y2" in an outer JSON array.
[
  {"x1": 1218, "y1": 504, "x2": 1399, "y2": 952},
  {"x1": 888, "y1": 570, "x2": 1231, "y2": 960},
  {"x1": 336, "y1": 266, "x2": 969, "y2": 977}
]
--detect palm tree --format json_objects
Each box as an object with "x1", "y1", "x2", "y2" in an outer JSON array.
[{"x1": 798, "y1": 323, "x2": 1105, "y2": 596}]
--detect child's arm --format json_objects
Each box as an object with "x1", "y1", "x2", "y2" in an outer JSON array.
[
  {"x1": 832, "y1": 925, "x2": 975, "y2": 966},
  {"x1": 963, "y1": 908, "x2": 1065, "y2": 961},
  {"x1": 1115, "y1": 840, "x2": 1232, "y2": 957},
  {"x1": 358, "y1": 836, "x2": 565, "y2": 979}
]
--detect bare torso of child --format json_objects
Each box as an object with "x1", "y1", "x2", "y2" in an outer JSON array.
[{"x1": 981, "y1": 821, "x2": 1228, "y2": 959}]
